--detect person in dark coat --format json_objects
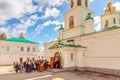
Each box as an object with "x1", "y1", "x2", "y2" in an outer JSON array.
[
  {"x1": 23, "y1": 61, "x2": 26, "y2": 69},
  {"x1": 36, "y1": 60, "x2": 40, "y2": 71},
  {"x1": 15, "y1": 62, "x2": 19, "y2": 73},
  {"x1": 44, "y1": 60, "x2": 48, "y2": 70},
  {"x1": 25, "y1": 61, "x2": 29, "y2": 72}
]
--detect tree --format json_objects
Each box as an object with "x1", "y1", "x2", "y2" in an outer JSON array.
[
  {"x1": 0, "y1": 33, "x2": 7, "y2": 40},
  {"x1": 19, "y1": 33, "x2": 24, "y2": 39}
]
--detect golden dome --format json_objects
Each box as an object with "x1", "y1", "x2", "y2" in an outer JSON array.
[{"x1": 105, "y1": 2, "x2": 116, "y2": 13}]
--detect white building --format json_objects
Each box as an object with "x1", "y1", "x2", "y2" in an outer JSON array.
[
  {"x1": 44, "y1": 0, "x2": 120, "y2": 75},
  {"x1": 0, "y1": 34, "x2": 39, "y2": 65}
]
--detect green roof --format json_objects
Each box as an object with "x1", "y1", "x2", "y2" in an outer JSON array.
[
  {"x1": 49, "y1": 43, "x2": 87, "y2": 49},
  {"x1": 81, "y1": 26, "x2": 120, "y2": 36},
  {"x1": 57, "y1": 26, "x2": 120, "y2": 43},
  {"x1": 5, "y1": 38, "x2": 39, "y2": 44},
  {"x1": 102, "y1": 25, "x2": 119, "y2": 31}
]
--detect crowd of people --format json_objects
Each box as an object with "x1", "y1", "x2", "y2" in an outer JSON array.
[
  {"x1": 13, "y1": 56, "x2": 61, "y2": 73},
  {"x1": 13, "y1": 57, "x2": 61, "y2": 73},
  {"x1": 13, "y1": 59, "x2": 49, "y2": 73}
]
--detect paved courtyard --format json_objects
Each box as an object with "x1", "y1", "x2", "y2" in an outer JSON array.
[{"x1": 0, "y1": 66, "x2": 120, "y2": 80}]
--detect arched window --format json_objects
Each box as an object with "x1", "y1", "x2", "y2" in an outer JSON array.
[
  {"x1": 71, "y1": 0, "x2": 74, "y2": 8},
  {"x1": 69, "y1": 16, "x2": 74, "y2": 28},
  {"x1": 105, "y1": 20, "x2": 109, "y2": 27},
  {"x1": 85, "y1": 0, "x2": 88, "y2": 7},
  {"x1": 113, "y1": 18, "x2": 116, "y2": 24},
  {"x1": 77, "y1": 0, "x2": 81, "y2": 6}
]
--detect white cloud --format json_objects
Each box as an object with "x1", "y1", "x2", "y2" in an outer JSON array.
[
  {"x1": 0, "y1": 0, "x2": 38, "y2": 25},
  {"x1": 47, "y1": 37, "x2": 57, "y2": 43},
  {"x1": 0, "y1": 0, "x2": 65, "y2": 38},
  {"x1": 40, "y1": 46, "x2": 44, "y2": 51},
  {"x1": 0, "y1": 15, "x2": 7, "y2": 25},
  {"x1": 113, "y1": 2, "x2": 120, "y2": 11},
  {"x1": 0, "y1": 14, "x2": 39, "y2": 37},
  {"x1": 35, "y1": 0, "x2": 67, "y2": 7},
  {"x1": 89, "y1": 0, "x2": 95, "y2": 3},
  {"x1": 41, "y1": 8, "x2": 61, "y2": 19},
  {"x1": 36, "y1": 20, "x2": 60, "y2": 33},
  {"x1": 0, "y1": 27, "x2": 10, "y2": 33},
  {"x1": 94, "y1": 16, "x2": 101, "y2": 31},
  {"x1": 54, "y1": 22, "x2": 64, "y2": 31},
  {"x1": 38, "y1": 6, "x2": 43, "y2": 12},
  {"x1": 12, "y1": 14, "x2": 39, "y2": 36},
  {"x1": 103, "y1": 1, "x2": 120, "y2": 12},
  {"x1": 38, "y1": 41, "x2": 44, "y2": 51}
]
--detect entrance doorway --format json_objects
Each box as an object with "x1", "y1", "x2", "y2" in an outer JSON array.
[{"x1": 54, "y1": 52, "x2": 62, "y2": 69}]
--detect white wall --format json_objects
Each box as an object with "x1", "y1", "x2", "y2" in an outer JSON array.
[
  {"x1": 80, "y1": 28, "x2": 120, "y2": 70},
  {"x1": 62, "y1": 48, "x2": 76, "y2": 67},
  {"x1": 0, "y1": 41, "x2": 39, "y2": 65},
  {"x1": 44, "y1": 41, "x2": 56, "y2": 61},
  {"x1": 0, "y1": 41, "x2": 39, "y2": 54},
  {"x1": 76, "y1": 50, "x2": 85, "y2": 67},
  {"x1": 0, "y1": 53, "x2": 38, "y2": 65}
]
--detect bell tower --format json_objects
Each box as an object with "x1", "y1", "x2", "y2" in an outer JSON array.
[
  {"x1": 101, "y1": 0, "x2": 120, "y2": 29},
  {"x1": 68, "y1": 0, "x2": 89, "y2": 9},
  {"x1": 63, "y1": 0, "x2": 94, "y2": 38}
]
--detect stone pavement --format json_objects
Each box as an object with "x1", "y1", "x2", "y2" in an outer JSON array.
[
  {"x1": 0, "y1": 66, "x2": 14, "y2": 75},
  {"x1": 0, "y1": 66, "x2": 120, "y2": 80}
]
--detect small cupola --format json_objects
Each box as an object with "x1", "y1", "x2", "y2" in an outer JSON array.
[
  {"x1": 85, "y1": 13, "x2": 93, "y2": 20},
  {"x1": 59, "y1": 24, "x2": 64, "y2": 30}
]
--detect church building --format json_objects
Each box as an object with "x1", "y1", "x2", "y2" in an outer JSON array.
[{"x1": 44, "y1": 0, "x2": 120, "y2": 75}]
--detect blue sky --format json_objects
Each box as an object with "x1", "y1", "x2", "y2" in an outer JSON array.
[{"x1": 0, "y1": 0, "x2": 120, "y2": 50}]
